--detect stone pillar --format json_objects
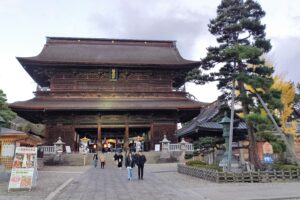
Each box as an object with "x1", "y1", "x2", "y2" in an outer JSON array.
[
  {"x1": 179, "y1": 138, "x2": 187, "y2": 163},
  {"x1": 97, "y1": 125, "x2": 102, "y2": 151},
  {"x1": 124, "y1": 124, "x2": 129, "y2": 151}
]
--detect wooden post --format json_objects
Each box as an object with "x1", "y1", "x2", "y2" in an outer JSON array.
[
  {"x1": 124, "y1": 124, "x2": 129, "y2": 151},
  {"x1": 97, "y1": 125, "x2": 102, "y2": 151},
  {"x1": 150, "y1": 123, "x2": 154, "y2": 150}
]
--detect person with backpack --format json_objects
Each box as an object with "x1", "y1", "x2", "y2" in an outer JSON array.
[{"x1": 136, "y1": 151, "x2": 147, "y2": 180}]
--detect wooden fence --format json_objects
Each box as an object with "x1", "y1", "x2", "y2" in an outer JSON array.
[{"x1": 178, "y1": 164, "x2": 300, "y2": 183}]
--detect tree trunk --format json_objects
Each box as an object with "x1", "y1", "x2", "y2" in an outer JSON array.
[{"x1": 238, "y1": 81, "x2": 262, "y2": 169}]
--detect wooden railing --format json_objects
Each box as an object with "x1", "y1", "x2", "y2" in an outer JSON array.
[
  {"x1": 168, "y1": 144, "x2": 194, "y2": 152},
  {"x1": 40, "y1": 146, "x2": 55, "y2": 154}
]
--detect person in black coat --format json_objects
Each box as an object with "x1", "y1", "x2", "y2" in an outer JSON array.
[
  {"x1": 114, "y1": 153, "x2": 118, "y2": 166},
  {"x1": 136, "y1": 151, "x2": 147, "y2": 180},
  {"x1": 93, "y1": 153, "x2": 98, "y2": 168},
  {"x1": 125, "y1": 152, "x2": 135, "y2": 180},
  {"x1": 117, "y1": 153, "x2": 123, "y2": 169}
]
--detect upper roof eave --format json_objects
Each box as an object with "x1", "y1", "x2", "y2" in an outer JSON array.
[{"x1": 17, "y1": 57, "x2": 201, "y2": 69}]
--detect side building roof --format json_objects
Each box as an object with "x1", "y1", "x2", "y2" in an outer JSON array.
[{"x1": 176, "y1": 100, "x2": 247, "y2": 138}]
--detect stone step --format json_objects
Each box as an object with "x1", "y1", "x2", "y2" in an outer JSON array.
[{"x1": 44, "y1": 151, "x2": 163, "y2": 166}]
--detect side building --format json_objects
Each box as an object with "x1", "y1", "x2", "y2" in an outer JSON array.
[{"x1": 10, "y1": 37, "x2": 206, "y2": 151}]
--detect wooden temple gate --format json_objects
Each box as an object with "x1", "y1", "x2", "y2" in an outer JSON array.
[{"x1": 10, "y1": 37, "x2": 205, "y2": 151}]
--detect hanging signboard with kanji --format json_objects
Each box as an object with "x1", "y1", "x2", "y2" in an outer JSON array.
[{"x1": 8, "y1": 147, "x2": 38, "y2": 191}]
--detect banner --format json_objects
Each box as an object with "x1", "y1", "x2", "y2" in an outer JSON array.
[{"x1": 8, "y1": 147, "x2": 38, "y2": 191}]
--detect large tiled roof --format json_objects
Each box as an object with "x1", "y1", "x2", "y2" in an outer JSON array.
[
  {"x1": 17, "y1": 37, "x2": 200, "y2": 68},
  {"x1": 10, "y1": 97, "x2": 206, "y2": 111}
]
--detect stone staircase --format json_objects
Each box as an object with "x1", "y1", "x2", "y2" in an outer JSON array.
[{"x1": 44, "y1": 151, "x2": 163, "y2": 166}]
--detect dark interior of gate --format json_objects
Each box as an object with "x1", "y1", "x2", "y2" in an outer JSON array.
[{"x1": 75, "y1": 127, "x2": 150, "y2": 152}]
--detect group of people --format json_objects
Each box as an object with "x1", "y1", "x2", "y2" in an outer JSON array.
[
  {"x1": 93, "y1": 153, "x2": 106, "y2": 169},
  {"x1": 93, "y1": 150, "x2": 147, "y2": 181},
  {"x1": 124, "y1": 151, "x2": 147, "y2": 181}
]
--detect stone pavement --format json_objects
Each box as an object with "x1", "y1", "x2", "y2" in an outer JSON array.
[{"x1": 1, "y1": 159, "x2": 300, "y2": 200}]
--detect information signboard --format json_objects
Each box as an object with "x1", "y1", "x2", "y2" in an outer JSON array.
[
  {"x1": 2, "y1": 143, "x2": 15, "y2": 157},
  {"x1": 65, "y1": 146, "x2": 71, "y2": 153},
  {"x1": 155, "y1": 144, "x2": 160, "y2": 152},
  {"x1": 8, "y1": 147, "x2": 38, "y2": 191}
]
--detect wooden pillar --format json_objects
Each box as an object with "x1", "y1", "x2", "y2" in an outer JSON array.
[
  {"x1": 124, "y1": 124, "x2": 129, "y2": 151},
  {"x1": 115, "y1": 135, "x2": 118, "y2": 149},
  {"x1": 72, "y1": 126, "x2": 76, "y2": 151},
  {"x1": 97, "y1": 125, "x2": 102, "y2": 151},
  {"x1": 150, "y1": 123, "x2": 154, "y2": 150}
]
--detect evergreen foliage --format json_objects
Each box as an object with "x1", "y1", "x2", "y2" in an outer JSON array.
[
  {"x1": 0, "y1": 89, "x2": 16, "y2": 127},
  {"x1": 187, "y1": 0, "x2": 281, "y2": 169}
]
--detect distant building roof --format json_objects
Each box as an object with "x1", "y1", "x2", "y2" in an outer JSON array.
[
  {"x1": 0, "y1": 127, "x2": 25, "y2": 135},
  {"x1": 0, "y1": 127, "x2": 44, "y2": 145},
  {"x1": 176, "y1": 100, "x2": 247, "y2": 137}
]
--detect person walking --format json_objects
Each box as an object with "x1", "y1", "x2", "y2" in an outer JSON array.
[
  {"x1": 136, "y1": 151, "x2": 147, "y2": 180},
  {"x1": 100, "y1": 153, "x2": 105, "y2": 169},
  {"x1": 125, "y1": 152, "x2": 135, "y2": 181},
  {"x1": 114, "y1": 152, "x2": 118, "y2": 166},
  {"x1": 118, "y1": 152, "x2": 123, "y2": 169},
  {"x1": 93, "y1": 153, "x2": 98, "y2": 168}
]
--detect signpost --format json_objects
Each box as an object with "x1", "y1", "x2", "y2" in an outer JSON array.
[
  {"x1": 262, "y1": 142, "x2": 274, "y2": 165},
  {"x1": 8, "y1": 147, "x2": 38, "y2": 191}
]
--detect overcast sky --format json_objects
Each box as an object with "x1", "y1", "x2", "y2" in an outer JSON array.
[{"x1": 1, "y1": 0, "x2": 299, "y2": 103}]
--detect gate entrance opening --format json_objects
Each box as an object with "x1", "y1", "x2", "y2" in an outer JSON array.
[{"x1": 75, "y1": 127, "x2": 151, "y2": 152}]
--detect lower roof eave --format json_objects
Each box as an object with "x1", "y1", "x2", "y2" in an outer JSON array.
[{"x1": 11, "y1": 107, "x2": 201, "y2": 112}]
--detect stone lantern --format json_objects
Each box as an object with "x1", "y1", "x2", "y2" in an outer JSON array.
[
  {"x1": 179, "y1": 137, "x2": 187, "y2": 162},
  {"x1": 219, "y1": 112, "x2": 239, "y2": 171},
  {"x1": 218, "y1": 113, "x2": 231, "y2": 169},
  {"x1": 180, "y1": 137, "x2": 187, "y2": 151},
  {"x1": 54, "y1": 137, "x2": 65, "y2": 154},
  {"x1": 161, "y1": 135, "x2": 170, "y2": 151},
  {"x1": 220, "y1": 113, "x2": 231, "y2": 155},
  {"x1": 160, "y1": 135, "x2": 171, "y2": 159}
]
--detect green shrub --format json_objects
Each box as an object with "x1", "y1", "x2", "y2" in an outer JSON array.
[
  {"x1": 273, "y1": 164, "x2": 300, "y2": 171},
  {"x1": 186, "y1": 160, "x2": 206, "y2": 166},
  {"x1": 186, "y1": 160, "x2": 222, "y2": 171},
  {"x1": 199, "y1": 164, "x2": 223, "y2": 172}
]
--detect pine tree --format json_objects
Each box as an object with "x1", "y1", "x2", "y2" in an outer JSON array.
[
  {"x1": 0, "y1": 89, "x2": 16, "y2": 127},
  {"x1": 187, "y1": 0, "x2": 275, "y2": 169}
]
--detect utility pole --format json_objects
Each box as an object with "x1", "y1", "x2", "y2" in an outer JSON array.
[{"x1": 227, "y1": 80, "x2": 235, "y2": 171}]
